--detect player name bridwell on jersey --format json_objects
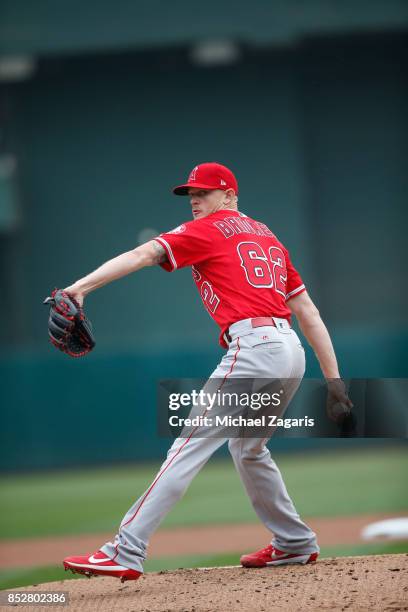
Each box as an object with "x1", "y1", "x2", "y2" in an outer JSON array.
[{"x1": 213, "y1": 215, "x2": 275, "y2": 239}]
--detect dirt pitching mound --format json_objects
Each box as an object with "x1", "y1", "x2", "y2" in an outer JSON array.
[{"x1": 10, "y1": 554, "x2": 408, "y2": 611}]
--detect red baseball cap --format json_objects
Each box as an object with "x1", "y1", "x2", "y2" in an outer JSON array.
[{"x1": 173, "y1": 162, "x2": 238, "y2": 196}]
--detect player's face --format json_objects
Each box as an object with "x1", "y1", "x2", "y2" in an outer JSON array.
[{"x1": 188, "y1": 188, "x2": 227, "y2": 220}]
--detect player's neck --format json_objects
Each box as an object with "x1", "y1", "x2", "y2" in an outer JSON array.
[{"x1": 219, "y1": 203, "x2": 238, "y2": 213}]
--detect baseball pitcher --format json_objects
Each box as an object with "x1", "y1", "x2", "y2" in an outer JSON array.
[{"x1": 60, "y1": 162, "x2": 352, "y2": 581}]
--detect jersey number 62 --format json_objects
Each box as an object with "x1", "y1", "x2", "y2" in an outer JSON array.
[{"x1": 237, "y1": 241, "x2": 287, "y2": 296}]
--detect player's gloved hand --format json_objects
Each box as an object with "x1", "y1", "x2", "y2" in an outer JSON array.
[
  {"x1": 326, "y1": 378, "x2": 353, "y2": 423},
  {"x1": 62, "y1": 284, "x2": 84, "y2": 307},
  {"x1": 43, "y1": 288, "x2": 95, "y2": 357}
]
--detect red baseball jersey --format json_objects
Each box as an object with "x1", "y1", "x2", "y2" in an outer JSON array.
[{"x1": 155, "y1": 209, "x2": 306, "y2": 347}]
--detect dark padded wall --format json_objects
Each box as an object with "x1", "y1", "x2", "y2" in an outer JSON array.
[{"x1": 301, "y1": 38, "x2": 407, "y2": 328}]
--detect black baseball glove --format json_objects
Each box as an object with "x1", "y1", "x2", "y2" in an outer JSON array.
[{"x1": 43, "y1": 289, "x2": 95, "y2": 357}]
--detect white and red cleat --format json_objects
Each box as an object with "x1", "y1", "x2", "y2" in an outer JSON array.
[
  {"x1": 63, "y1": 550, "x2": 141, "y2": 583},
  {"x1": 240, "y1": 544, "x2": 318, "y2": 568}
]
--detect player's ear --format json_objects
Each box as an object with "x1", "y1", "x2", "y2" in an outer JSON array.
[{"x1": 224, "y1": 188, "x2": 236, "y2": 205}]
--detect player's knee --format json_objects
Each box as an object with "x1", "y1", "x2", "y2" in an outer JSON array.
[
  {"x1": 228, "y1": 439, "x2": 241, "y2": 457},
  {"x1": 228, "y1": 439, "x2": 255, "y2": 463},
  {"x1": 166, "y1": 438, "x2": 183, "y2": 459},
  {"x1": 228, "y1": 439, "x2": 267, "y2": 462}
]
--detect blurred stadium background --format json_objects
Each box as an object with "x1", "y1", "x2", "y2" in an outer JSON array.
[{"x1": 0, "y1": 0, "x2": 407, "y2": 590}]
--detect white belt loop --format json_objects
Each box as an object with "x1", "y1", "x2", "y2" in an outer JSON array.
[{"x1": 272, "y1": 317, "x2": 290, "y2": 331}]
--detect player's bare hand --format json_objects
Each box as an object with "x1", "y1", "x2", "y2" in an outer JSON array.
[
  {"x1": 63, "y1": 285, "x2": 84, "y2": 307},
  {"x1": 326, "y1": 378, "x2": 353, "y2": 423}
]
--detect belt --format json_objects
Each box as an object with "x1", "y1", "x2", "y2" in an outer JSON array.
[
  {"x1": 224, "y1": 317, "x2": 281, "y2": 344},
  {"x1": 251, "y1": 317, "x2": 277, "y2": 329}
]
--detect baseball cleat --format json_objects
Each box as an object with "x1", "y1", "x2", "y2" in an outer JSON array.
[
  {"x1": 63, "y1": 550, "x2": 141, "y2": 582},
  {"x1": 240, "y1": 544, "x2": 319, "y2": 568}
]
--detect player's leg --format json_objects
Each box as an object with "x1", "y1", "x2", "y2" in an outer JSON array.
[
  {"x1": 100, "y1": 434, "x2": 225, "y2": 572},
  {"x1": 63, "y1": 431, "x2": 225, "y2": 579},
  {"x1": 229, "y1": 436, "x2": 318, "y2": 554},
  {"x1": 227, "y1": 326, "x2": 319, "y2": 561},
  {"x1": 84, "y1": 349, "x2": 241, "y2": 574}
]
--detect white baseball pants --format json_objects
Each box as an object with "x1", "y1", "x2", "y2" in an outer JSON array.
[{"x1": 101, "y1": 319, "x2": 319, "y2": 572}]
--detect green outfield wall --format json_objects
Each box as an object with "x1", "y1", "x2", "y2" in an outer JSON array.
[{"x1": 0, "y1": 330, "x2": 407, "y2": 471}]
